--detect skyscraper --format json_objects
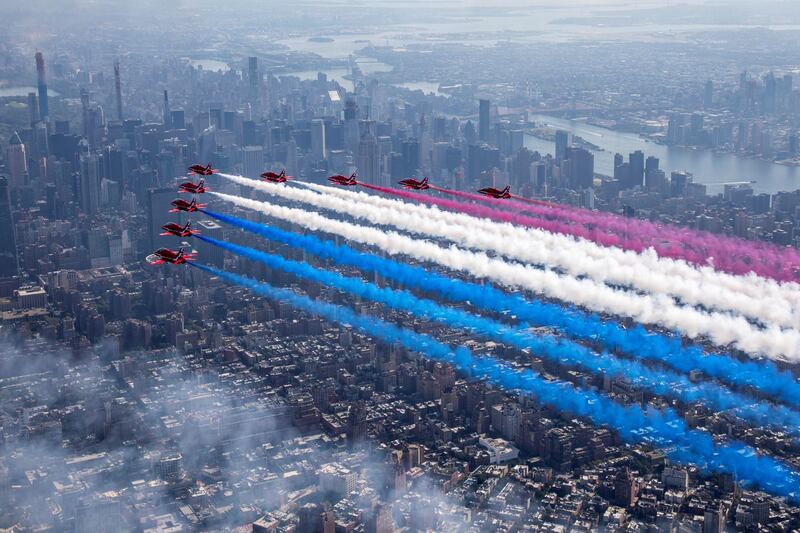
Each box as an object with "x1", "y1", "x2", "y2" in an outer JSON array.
[
  {"x1": 248, "y1": 56, "x2": 260, "y2": 112},
  {"x1": 27, "y1": 92, "x2": 39, "y2": 124},
  {"x1": 6, "y1": 132, "x2": 28, "y2": 189},
  {"x1": 241, "y1": 146, "x2": 264, "y2": 178},
  {"x1": 565, "y1": 147, "x2": 594, "y2": 189},
  {"x1": 357, "y1": 123, "x2": 380, "y2": 184},
  {"x1": 344, "y1": 100, "x2": 360, "y2": 154},
  {"x1": 311, "y1": 118, "x2": 327, "y2": 161},
  {"x1": 114, "y1": 60, "x2": 123, "y2": 120},
  {"x1": 628, "y1": 150, "x2": 645, "y2": 188},
  {"x1": 79, "y1": 153, "x2": 101, "y2": 215},
  {"x1": 0, "y1": 177, "x2": 19, "y2": 278},
  {"x1": 163, "y1": 90, "x2": 171, "y2": 128},
  {"x1": 478, "y1": 99, "x2": 490, "y2": 142},
  {"x1": 35, "y1": 52, "x2": 49, "y2": 121},
  {"x1": 401, "y1": 138, "x2": 420, "y2": 177},
  {"x1": 555, "y1": 130, "x2": 572, "y2": 161}
]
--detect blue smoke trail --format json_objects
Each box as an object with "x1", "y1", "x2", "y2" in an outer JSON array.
[
  {"x1": 200, "y1": 208, "x2": 800, "y2": 409},
  {"x1": 189, "y1": 261, "x2": 800, "y2": 500},
  {"x1": 196, "y1": 233, "x2": 800, "y2": 433}
]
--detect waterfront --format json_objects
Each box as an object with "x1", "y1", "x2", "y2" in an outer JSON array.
[{"x1": 525, "y1": 115, "x2": 800, "y2": 195}]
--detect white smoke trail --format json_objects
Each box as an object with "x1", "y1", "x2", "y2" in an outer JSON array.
[
  {"x1": 209, "y1": 189, "x2": 800, "y2": 362},
  {"x1": 218, "y1": 173, "x2": 800, "y2": 330}
]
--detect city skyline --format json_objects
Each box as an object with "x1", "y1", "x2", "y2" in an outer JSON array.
[{"x1": 2, "y1": 1, "x2": 800, "y2": 531}]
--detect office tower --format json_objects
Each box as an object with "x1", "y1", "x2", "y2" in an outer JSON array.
[
  {"x1": 114, "y1": 60, "x2": 123, "y2": 120},
  {"x1": 170, "y1": 109, "x2": 185, "y2": 129},
  {"x1": 555, "y1": 130, "x2": 572, "y2": 161},
  {"x1": 7, "y1": 132, "x2": 28, "y2": 189},
  {"x1": 645, "y1": 156, "x2": 659, "y2": 174},
  {"x1": 311, "y1": 118, "x2": 327, "y2": 160},
  {"x1": 248, "y1": 56, "x2": 260, "y2": 114},
  {"x1": 209, "y1": 106, "x2": 223, "y2": 129},
  {"x1": 401, "y1": 138, "x2": 420, "y2": 177},
  {"x1": 195, "y1": 220, "x2": 224, "y2": 268},
  {"x1": 478, "y1": 99, "x2": 490, "y2": 142},
  {"x1": 79, "y1": 153, "x2": 101, "y2": 215},
  {"x1": 241, "y1": 146, "x2": 264, "y2": 178},
  {"x1": 670, "y1": 171, "x2": 692, "y2": 197},
  {"x1": 0, "y1": 178, "x2": 19, "y2": 278},
  {"x1": 344, "y1": 100, "x2": 360, "y2": 154},
  {"x1": 163, "y1": 90, "x2": 171, "y2": 128},
  {"x1": 467, "y1": 144, "x2": 500, "y2": 182},
  {"x1": 35, "y1": 52, "x2": 49, "y2": 121},
  {"x1": 148, "y1": 187, "x2": 181, "y2": 250},
  {"x1": 565, "y1": 147, "x2": 594, "y2": 189},
  {"x1": 628, "y1": 150, "x2": 645, "y2": 188},
  {"x1": 357, "y1": 125, "x2": 380, "y2": 185},
  {"x1": 27, "y1": 92, "x2": 39, "y2": 124}
]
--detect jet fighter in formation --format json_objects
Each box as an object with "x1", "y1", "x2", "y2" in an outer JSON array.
[
  {"x1": 328, "y1": 172, "x2": 359, "y2": 186},
  {"x1": 399, "y1": 177, "x2": 430, "y2": 190},
  {"x1": 146, "y1": 247, "x2": 197, "y2": 265},
  {"x1": 170, "y1": 197, "x2": 205, "y2": 213},
  {"x1": 160, "y1": 221, "x2": 199, "y2": 238},
  {"x1": 478, "y1": 185, "x2": 512, "y2": 199},
  {"x1": 178, "y1": 178, "x2": 208, "y2": 194},
  {"x1": 261, "y1": 170, "x2": 290, "y2": 183},
  {"x1": 187, "y1": 163, "x2": 216, "y2": 176}
]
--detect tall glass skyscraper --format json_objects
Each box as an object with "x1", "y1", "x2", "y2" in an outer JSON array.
[
  {"x1": 35, "y1": 52, "x2": 49, "y2": 121},
  {"x1": 0, "y1": 177, "x2": 19, "y2": 278}
]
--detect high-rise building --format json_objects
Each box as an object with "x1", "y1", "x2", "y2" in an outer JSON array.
[
  {"x1": 628, "y1": 150, "x2": 645, "y2": 188},
  {"x1": 0, "y1": 178, "x2": 19, "y2": 278},
  {"x1": 35, "y1": 52, "x2": 49, "y2": 121},
  {"x1": 311, "y1": 118, "x2": 327, "y2": 161},
  {"x1": 27, "y1": 92, "x2": 39, "y2": 124},
  {"x1": 114, "y1": 60, "x2": 123, "y2": 120},
  {"x1": 401, "y1": 138, "x2": 420, "y2": 177},
  {"x1": 670, "y1": 171, "x2": 692, "y2": 197},
  {"x1": 555, "y1": 130, "x2": 572, "y2": 161},
  {"x1": 478, "y1": 99, "x2": 491, "y2": 142},
  {"x1": 163, "y1": 90, "x2": 171, "y2": 128},
  {"x1": 357, "y1": 127, "x2": 380, "y2": 185},
  {"x1": 79, "y1": 153, "x2": 101, "y2": 215},
  {"x1": 241, "y1": 145, "x2": 264, "y2": 178},
  {"x1": 6, "y1": 132, "x2": 28, "y2": 189},
  {"x1": 344, "y1": 100, "x2": 360, "y2": 154},
  {"x1": 248, "y1": 56, "x2": 260, "y2": 111},
  {"x1": 565, "y1": 147, "x2": 594, "y2": 189}
]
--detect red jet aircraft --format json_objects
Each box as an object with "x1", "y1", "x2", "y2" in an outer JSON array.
[
  {"x1": 261, "y1": 170, "x2": 290, "y2": 183},
  {"x1": 178, "y1": 178, "x2": 208, "y2": 194},
  {"x1": 160, "y1": 221, "x2": 199, "y2": 238},
  {"x1": 478, "y1": 185, "x2": 512, "y2": 199},
  {"x1": 187, "y1": 163, "x2": 216, "y2": 176},
  {"x1": 145, "y1": 247, "x2": 197, "y2": 265},
  {"x1": 328, "y1": 172, "x2": 358, "y2": 186},
  {"x1": 399, "y1": 177, "x2": 429, "y2": 190},
  {"x1": 170, "y1": 198, "x2": 205, "y2": 213}
]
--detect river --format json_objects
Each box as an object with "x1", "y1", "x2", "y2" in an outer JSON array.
[{"x1": 524, "y1": 115, "x2": 800, "y2": 195}]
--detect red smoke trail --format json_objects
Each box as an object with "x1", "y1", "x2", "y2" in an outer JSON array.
[{"x1": 362, "y1": 183, "x2": 799, "y2": 282}]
